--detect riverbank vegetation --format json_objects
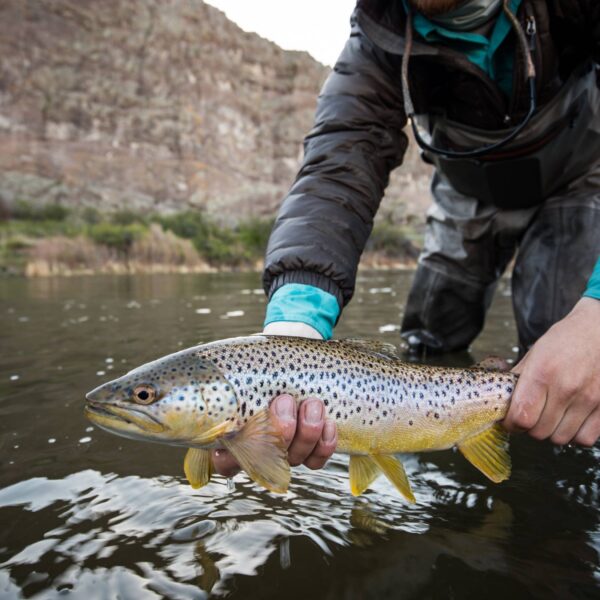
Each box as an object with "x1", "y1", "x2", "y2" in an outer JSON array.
[{"x1": 0, "y1": 202, "x2": 421, "y2": 276}]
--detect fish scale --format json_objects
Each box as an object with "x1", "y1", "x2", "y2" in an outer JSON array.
[
  {"x1": 198, "y1": 336, "x2": 514, "y2": 455},
  {"x1": 86, "y1": 335, "x2": 517, "y2": 502}
]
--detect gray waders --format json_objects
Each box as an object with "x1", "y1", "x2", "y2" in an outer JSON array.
[{"x1": 401, "y1": 65, "x2": 600, "y2": 356}]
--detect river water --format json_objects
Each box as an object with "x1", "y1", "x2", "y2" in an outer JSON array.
[{"x1": 0, "y1": 271, "x2": 598, "y2": 599}]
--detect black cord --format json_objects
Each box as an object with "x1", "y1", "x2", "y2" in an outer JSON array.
[
  {"x1": 401, "y1": 0, "x2": 538, "y2": 160},
  {"x1": 409, "y1": 79, "x2": 537, "y2": 159}
]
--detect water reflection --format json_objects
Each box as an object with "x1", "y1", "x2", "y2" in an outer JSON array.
[{"x1": 0, "y1": 272, "x2": 599, "y2": 598}]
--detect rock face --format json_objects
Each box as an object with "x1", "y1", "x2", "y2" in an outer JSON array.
[{"x1": 0, "y1": 0, "x2": 431, "y2": 223}]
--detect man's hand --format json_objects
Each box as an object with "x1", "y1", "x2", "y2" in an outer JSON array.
[
  {"x1": 503, "y1": 297, "x2": 600, "y2": 447},
  {"x1": 212, "y1": 395, "x2": 337, "y2": 476},
  {"x1": 213, "y1": 321, "x2": 337, "y2": 477}
]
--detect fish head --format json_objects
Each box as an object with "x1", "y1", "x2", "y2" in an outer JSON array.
[{"x1": 85, "y1": 347, "x2": 239, "y2": 447}]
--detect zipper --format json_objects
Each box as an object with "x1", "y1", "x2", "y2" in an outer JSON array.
[
  {"x1": 524, "y1": 2, "x2": 539, "y2": 84},
  {"x1": 507, "y1": 2, "x2": 537, "y2": 122},
  {"x1": 526, "y1": 14, "x2": 537, "y2": 51}
]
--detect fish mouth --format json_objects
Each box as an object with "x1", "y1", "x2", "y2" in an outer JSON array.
[{"x1": 85, "y1": 400, "x2": 166, "y2": 434}]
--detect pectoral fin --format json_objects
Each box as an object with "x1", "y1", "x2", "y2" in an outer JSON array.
[
  {"x1": 372, "y1": 455, "x2": 416, "y2": 503},
  {"x1": 458, "y1": 424, "x2": 511, "y2": 483},
  {"x1": 184, "y1": 448, "x2": 213, "y2": 489},
  {"x1": 349, "y1": 455, "x2": 381, "y2": 496},
  {"x1": 222, "y1": 409, "x2": 290, "y2": 493}
]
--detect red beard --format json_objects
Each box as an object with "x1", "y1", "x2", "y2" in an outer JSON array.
[{"x1": 408, "y1": 0, "x2": 467, "y2": 17}]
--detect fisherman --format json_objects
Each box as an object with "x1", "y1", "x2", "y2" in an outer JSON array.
[{"x1": 214, "y1": 0, "x2": 600, "y2": 477}]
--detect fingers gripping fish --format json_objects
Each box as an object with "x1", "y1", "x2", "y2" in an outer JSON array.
[{"x1": 85, "y1": 336, "x2": 516, "y2": 502}]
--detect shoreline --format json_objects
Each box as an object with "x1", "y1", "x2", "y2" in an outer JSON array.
[
  {"x1": 1, "y1": 207, "x2": 422, "y2": 278},
  {"x1": 4, "y1": 253, "x2": 417, "y2": 278}
]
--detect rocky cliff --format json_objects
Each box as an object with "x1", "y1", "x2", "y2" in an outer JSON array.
[{"x1": 0, "y1": 0, "x2": 431, "y2": 223}]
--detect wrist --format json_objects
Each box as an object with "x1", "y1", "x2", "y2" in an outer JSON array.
[
  {"x1": 263, "y1": 321, "x2": 324, "y2": 339},
  {"x1": 572, "y1": 296, "x2": 600, "y2": 317},
  {"x1": 264, "y1": 283, "x2": 339, "y2": 339}
]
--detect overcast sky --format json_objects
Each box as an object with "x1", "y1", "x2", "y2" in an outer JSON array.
[{"x1": 205, "y1": 0, "x2": 357, "y2": 66}]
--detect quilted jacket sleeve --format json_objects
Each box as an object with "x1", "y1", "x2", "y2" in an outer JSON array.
[{"x1": 262, "y1": 11, "x2": 408, "y2": 309}]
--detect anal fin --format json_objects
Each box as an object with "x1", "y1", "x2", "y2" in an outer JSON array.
[
  {"x1": 349, "y1": 455, "x2": 381, "y2": 496},
  {"x1": 458, "y1": 423, "x2": 511, "y2": 483},
  {"x1": 184, "y1": 448, "x2": 213, "y2": 489},
  {"x1": 222, "y1": 409, "x2": 290, "y2": 494},
  {"x1": 372, "y1": 455, "x2": 416, "y2": 503}
]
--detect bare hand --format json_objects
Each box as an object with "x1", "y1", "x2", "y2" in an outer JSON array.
[
  {"x1": 503, "y1": 297, "x2": 600, "y2": 446},
  {"x1": 212, "y1": 395, "x2": 337, "y2": 476}
]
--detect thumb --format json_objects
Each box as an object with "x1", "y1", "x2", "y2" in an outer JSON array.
[{"x1": 503, "y1": 359, "x2": 546, "y2": 433}]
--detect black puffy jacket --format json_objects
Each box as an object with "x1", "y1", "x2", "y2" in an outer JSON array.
[{"x1": 263, "y1": 0, "x2": 600, "y2": 312}]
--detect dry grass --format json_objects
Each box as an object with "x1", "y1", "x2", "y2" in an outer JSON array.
[{"x1": 25, "y1": 224, "x2": 215, "y2": 276}]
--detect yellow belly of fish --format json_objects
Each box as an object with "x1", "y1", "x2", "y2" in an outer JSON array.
[{"x1": 335, "y1": 405, "x2": 503, "y2": 455}]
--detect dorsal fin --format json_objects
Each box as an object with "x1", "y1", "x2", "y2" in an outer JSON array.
[
  {"x1": 471, "y1": 356, "x2": 510, "y2": 373},
  {"x1": 331, "y1": 338, "x2": 400, "y2": 360}
]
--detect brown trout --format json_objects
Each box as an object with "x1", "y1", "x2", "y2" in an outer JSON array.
[{"x1": 85, "y1": 335, "x2": 516, "y2": 502}]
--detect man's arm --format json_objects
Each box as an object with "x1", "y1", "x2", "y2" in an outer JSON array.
[
  {"x1": 214, "y1": 14, "x2": 409, "y2": 478},
  {"x1": 263, "y1": 12, "x2": 408, "y2": 310},
  {"x1": 504, "y1": 282, "x2": 600, "y2": 447}
]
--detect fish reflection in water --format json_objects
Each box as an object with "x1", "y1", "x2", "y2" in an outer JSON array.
[{"x1": 336, "y1": 499, "x2": 513, "y2": 599}]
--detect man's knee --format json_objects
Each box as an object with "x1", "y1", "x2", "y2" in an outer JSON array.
[{"x1": 401, "y1": 264, "x2": 490, "y2": 353}]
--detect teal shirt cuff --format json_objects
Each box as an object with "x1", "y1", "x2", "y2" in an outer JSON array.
[
  {"x1": 583, "y1": 257, "x2": 600, "y2": 301},
  {"x1": 264, "y1": 284, "x2": 340, "y2": 340}
]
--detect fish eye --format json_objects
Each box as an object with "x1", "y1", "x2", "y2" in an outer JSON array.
[{"x1": 133, "y1": 384, "x2": 157, "y2": 405}]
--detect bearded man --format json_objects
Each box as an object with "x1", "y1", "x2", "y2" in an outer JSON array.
[{"x1": 213, "y1": 0, "x2": 600, "y2": 477}]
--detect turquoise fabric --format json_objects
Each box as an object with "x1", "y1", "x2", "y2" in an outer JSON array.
[
  {"x1": 264, "y1": 284, "x2": 340, "y2": 340},
  {"x1": 407, "y1": 0, "x2": 522, "y2": 97},
  {"x1": 584, "y1": 257, "x2": 600, "y2": 301}
]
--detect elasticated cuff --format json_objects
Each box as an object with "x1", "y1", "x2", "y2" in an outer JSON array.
[
  {"x1": 267, "y1": 271, "x2": 344, "y2": 311},
  {"x1": 264, "y1": 283, "x2": 341, "y2": 340},
  {"x1": 583, "y1": 256, "x2": 600, "y2": 300}
]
